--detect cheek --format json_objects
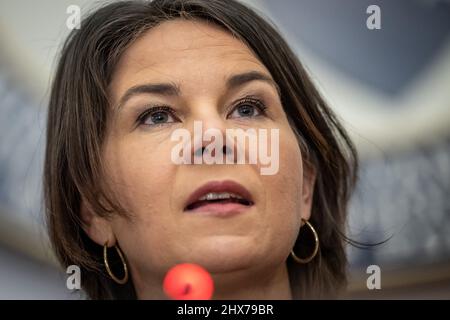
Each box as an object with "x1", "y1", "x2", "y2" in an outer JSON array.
[
  {"x1": 261, "y1": 127, "x2": 303, "y2": 247},
  {"x1": 103, "y1": 133, "x2": 181, "y2": 269},
  {"x1": 102, "y1": 133, "x2": 176, "y2": 222}
]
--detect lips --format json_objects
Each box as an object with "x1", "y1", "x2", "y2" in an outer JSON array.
[{"x1": 184, "y1": 180, "x2": 254, "y2": 216}]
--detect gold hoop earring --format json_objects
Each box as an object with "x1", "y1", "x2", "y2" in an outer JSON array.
[
  {"x1": 291, "y1": 219, "x2": 319, "y2": 264},
  {"x1": 104, "y1": 241, "x2": 129, "y2": 285}
]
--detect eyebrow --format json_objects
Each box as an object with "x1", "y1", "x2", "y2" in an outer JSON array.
[
  {"x1": 226, "y1": 71, "x2": 279, "y2": 93},
  {"x1": 116, "y1": 82, "x2": 181, "y2": 110},
  {"x1": 115, "y1": 71, "x2": 279, "y2": 110}
]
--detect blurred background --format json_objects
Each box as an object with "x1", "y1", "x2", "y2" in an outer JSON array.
[{"x1": 0, "y1": 0, "x2": 449, "y2": 299}]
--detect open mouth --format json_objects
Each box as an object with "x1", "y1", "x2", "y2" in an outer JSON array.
[
  {"x1": 185, "y1": 192, "x2": 253, "y2": 211},
  {"x1": 183, "y1": 180, "x2": 254, "y2": 215}
]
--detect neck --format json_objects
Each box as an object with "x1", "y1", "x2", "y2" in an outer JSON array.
[
  {"x1": 211, "y1": 263, "x2": 292, "y2": 300},
  {"x1": 134, "y1": 263, "x2": 292, "y2": 300}
]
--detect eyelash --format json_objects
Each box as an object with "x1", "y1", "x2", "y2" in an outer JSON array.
[
  {"x1": 136, "y1": 105, "x2": 177, "y2": 126},
  {"x1": 228, "y1": 97, "x2": 267, "y2": 118},
  {"x1": 136, "y1": 96, "x2": 267, "y2": 126}
]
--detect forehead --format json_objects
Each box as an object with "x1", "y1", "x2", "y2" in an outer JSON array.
[{"x1": 109, "y1": 19, "x2": 270, "y2": 100}]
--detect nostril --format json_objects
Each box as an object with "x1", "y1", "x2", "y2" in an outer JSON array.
[
  {"x1": 223, "y1": 145, "x2": 231, "y2": 155},
  {"x1": 194, "y1": 146, "x2": 207, "y2": 157},
  {"x1": 195, "y1": 145, "x2": 230, "y2": 157}
]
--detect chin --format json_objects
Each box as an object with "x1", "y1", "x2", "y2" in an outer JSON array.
[{"x1": 181, "y1": 236, "x2": 263, "y2": 273}]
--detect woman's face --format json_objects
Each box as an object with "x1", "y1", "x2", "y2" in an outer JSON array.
[{"x1": 83, "y1": 19, "x2": 314, "y2": 292}]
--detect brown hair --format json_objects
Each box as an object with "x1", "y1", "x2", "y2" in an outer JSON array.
[{"x1": 44, "y1": 0, "x2": 358, "y2": 299}]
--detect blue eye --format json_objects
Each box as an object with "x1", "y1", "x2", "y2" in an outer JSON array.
[
  {"x1": 138, "y1": 106, "x2": 177, "y2": 126},
  {"x1": 228, "y1": 98, "x2": 266, "y2": 119}
]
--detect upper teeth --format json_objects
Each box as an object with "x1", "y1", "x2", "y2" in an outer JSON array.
[{"x1": 198, "y1": 192, "x2": 244, "y2": 201}]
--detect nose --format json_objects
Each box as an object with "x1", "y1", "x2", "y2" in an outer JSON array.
[
  {"x1": 186, "y1": 106, "x2": 237, "y2": 164},
  {"x1": 194, "y1": 144, "x2": 232, "y2": 158}
]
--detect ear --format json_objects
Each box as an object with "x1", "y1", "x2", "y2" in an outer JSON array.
[
  {"x1": 80, "y1": 199, "x2": 116, "y2": 247},
  {"x1": 300, "y1": 161, "x2": 316, "y2": 221}
]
